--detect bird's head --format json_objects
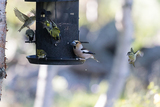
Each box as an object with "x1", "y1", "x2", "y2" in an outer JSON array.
[
  {"x1": 41, "y1": 19, "x2": 50, "y2": 26},
  {"x1": 71, "y1": 40, "x2": 81, "y2": 46},
  {"x1": 127, "y1": 52, "x2": 131, "y2": 56},
  {"x1": 71, "y1": 40, "x2": 83, "y2": 49},
  {"x1": 44, "y1": 20, "x2": 50, "y2": 27},
  {"x1": 127, "y1": 51, "x2": 134, "y2": 56},
  {"x1": 26, "y1": 29, "x2": 34, "y2": 37}
]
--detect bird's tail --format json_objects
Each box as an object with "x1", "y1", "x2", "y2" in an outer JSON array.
[
  {"x1": 18, "y1": 26, "x2": 24, "y2": 32},
  {"x1": 91, "y1": 55, "x2": 99, "y2": 62},
  {"x1": 49, "y1": 19, "x2": 57, "y2": 27},
  {"x1": 94, "y1": 58, "x2": 99, "y2": 62},
  {"x1": 18, "y1": 28, "x2": 22, "y2": 32},
  {"x1": 132, "y1": 62, "x2": 135, "y2": 67},
  {"x1": 129, "y1": 61, "x2": 135, "y2": 67}
]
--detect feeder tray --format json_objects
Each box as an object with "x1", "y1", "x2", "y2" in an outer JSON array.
[{"x1": 26, "y1": 55, "x2": 85, "y2": 65}]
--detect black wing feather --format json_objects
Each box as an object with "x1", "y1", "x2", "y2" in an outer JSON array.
[{"x1": 81, "y1": 48, "x2": 95, "y2": 54}]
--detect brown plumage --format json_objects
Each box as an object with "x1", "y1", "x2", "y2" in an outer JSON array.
[{"x1": 71, "y1": 40, "x2": 99, "y2": 62}]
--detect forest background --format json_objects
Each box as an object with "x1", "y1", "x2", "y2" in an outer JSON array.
[{"x1": 1, "y1": 0, "x2": 160, "y2": 107}]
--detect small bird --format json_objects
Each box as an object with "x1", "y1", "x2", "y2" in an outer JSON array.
[
  {"x1": 41, "y1": 18, "x2": 61, "y2": 44},
  {"x1": 37, "y1": 49, "x2": 47, "y2": 59},
  {"x1": 71, "y1": 40, "x2": 99, "y2": 62},
  {"x1": 26, "y1": 29, "x2": 34, "y2": 42},
  {"x1": 127, "y1": 48, "x2": 143, "y2": 67},
  {"x1": 14, "y1": 8, "x2": 36, "y2": 32}
]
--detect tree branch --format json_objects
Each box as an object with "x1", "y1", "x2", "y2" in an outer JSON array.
[
  {"x1": 104, "y1": 0, "x2": 133, "y2": 107},
  {"x1": 0, "y1": 0, "x2": 7, "y2": 101}
]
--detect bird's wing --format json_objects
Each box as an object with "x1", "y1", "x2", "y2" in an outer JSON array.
[
  {"x1": 30, "y1": 9, "x2": 36, "y2": 16},
  {"x1": 49, "y1": 18, "x2": 57, "y2": 27},
  {"x1": 41, "y1": 50, "x2": 47, "y2": 55},
  {"x1": 132, "y1": 62, "x2": 135, "y2": 67},
  {"x1": 54, "y1": 27, "x2": 60, "y2": 33},
  {"x1": 135, "y1": 50, "x2": 143, "y2": 57},
  {"x1": 131, "y1": 48, "x2": 134, "y2": 53},
  {"x1": 14, "y1": 8, "x2": 29, "y2": 22},
  {"x1": 81, "y1": 48, "x2": 95, "y2": 54},
  {"x1": 37, "y1": 49, "x2": 40, "y2": 55}
]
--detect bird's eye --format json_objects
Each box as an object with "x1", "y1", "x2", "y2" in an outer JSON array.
[{"x1": 76, "y1": 42, "x2": 78, "y2": 44}]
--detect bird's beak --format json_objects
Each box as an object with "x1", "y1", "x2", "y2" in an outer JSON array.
[{"x1": 71, "y1": 41, "x2": 76, "y2": 46}]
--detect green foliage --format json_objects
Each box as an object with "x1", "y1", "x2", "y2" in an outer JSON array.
[
  {"x1": 132, "y1": 0, "x2": 160, "y2": 49},
  {"x1": 54, "y1": 90, "x2": 99, "y2": 107},
  {"x1": 115, "y1": 82, "x2": 160, "y2": 107},
  {"x1": 54, "y1": 80, "x2": 108, "y2": 107}
]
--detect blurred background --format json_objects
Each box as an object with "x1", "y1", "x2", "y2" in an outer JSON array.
[{"x1": 1, "y1": 0, "x2": 160, "y2": 107}]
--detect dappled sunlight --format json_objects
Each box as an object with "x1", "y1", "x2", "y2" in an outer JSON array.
[
  {"x1": 52, "y1": 76, "x2": 68, "y2": 92},
  {"x1": 91, "y1": 84, "x2": 99, "y2": 93},
  {"x1": 94, "y1": 94, "x2": 107, "y2": 107},
  {"x1": 154, "y1": 94, "x2": 160, "y2": 104},
  {"x1": 34, "y1": 65, "x2": 48, "y2": 107},
  {"x1": 115, "y1": 10, "x2": 123, "y2": 31},
  {"x1": 133, "y1": 0, "x2": 160, "y2": 48},
  {"x1": 86, "y1": 0, "x2": 98, "y2": 22}
]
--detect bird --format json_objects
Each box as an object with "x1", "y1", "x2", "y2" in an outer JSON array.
[
  {"x1": 41, "y1": 18, "x2": 61, "y2": 44},
  {"x1": 37, "y1": 49, "x2": 47, "y2": 59},
  {"x1": 71, "y1": 40, "x2": 99, "y2": 62},
  {"x1": 26, "y1": 29, "x2": 34, "y2": 42},
  {"x1": 127, "y1": 48, "x2": 143, "y2": 67},
  {"x1": 14, "y1": 8, "x2": 36, "y2": 32}
]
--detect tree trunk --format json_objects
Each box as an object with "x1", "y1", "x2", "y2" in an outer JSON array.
[
  {"x1": 34, "y1": 65, "x2": 58, "y2": 107},
  {"x1": 104, "y1": 0, "x2": 133, "y2": 107},
  {"x1": 0, "y1": 0, "x2": 7, "y2": 101}
]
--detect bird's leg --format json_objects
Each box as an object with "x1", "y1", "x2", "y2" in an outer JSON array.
[
  {"x1": 27, "y1": 26, "x2": 30, "y2": 29},
  {"x1": 129, "y1": 60, "x2": 134, "y2": 64},
  {"x1": 45, "y1": 57, "x2": 47, "y2": 60},
  {"x1": 56, "y1": 40, "x2": 60, "y2": 44}
]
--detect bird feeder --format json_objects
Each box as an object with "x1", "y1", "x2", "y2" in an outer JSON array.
[{"x1": 25, "y1": 0, "x2": 85, "y2": 65}]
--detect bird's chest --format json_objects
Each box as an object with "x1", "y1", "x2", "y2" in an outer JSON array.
[
  {"x1": 73, "y1": 49, "x2": 82, "y2": 56},
  {"x1": 51, "y1": 29, "x2": 59, "y2": 36},
  {"x1": 73, "y1": 48, "x2": 91, "y2": 59},
  {"x1": 129, "y1": 55, "x2": 136, "y2": 62}
]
